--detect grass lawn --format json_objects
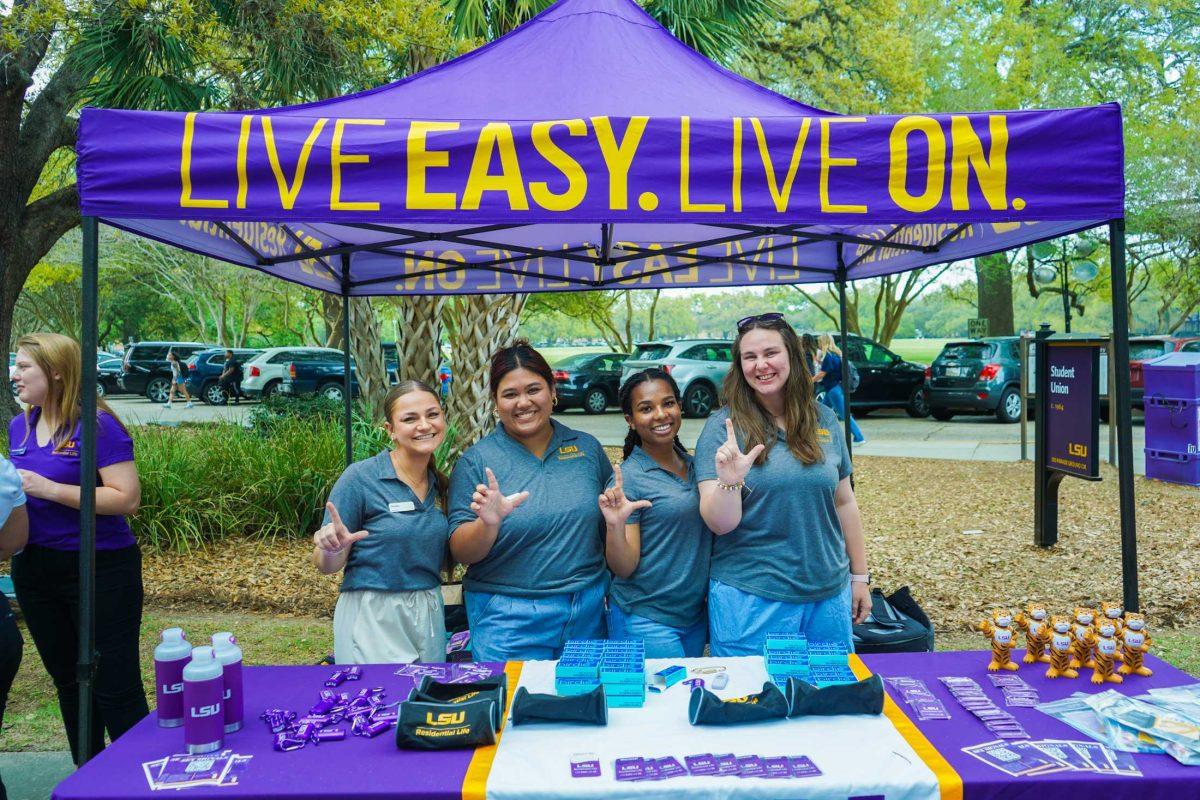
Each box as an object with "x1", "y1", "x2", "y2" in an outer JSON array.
[
  {"x1": 539, "y1": 345, "x2": 613, "y2": 365},
  {"x1": 888, "y1": 338, "x2": 953, "y2": 364}
]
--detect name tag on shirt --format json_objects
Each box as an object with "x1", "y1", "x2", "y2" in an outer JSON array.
[
  {"x1": 8, "y1": 448, "x2": 24, "y2": 456},
  {"x1": 389, "y1": 501, "x2": 416, "y2": 513}
]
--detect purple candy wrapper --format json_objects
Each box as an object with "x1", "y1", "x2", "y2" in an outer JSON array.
[
  {"x1": 615, "y1": 757, "x2": 645, "y2": 781},
  {"x1": 789, "y1": 755, "x2": 823, "y2": 778},
  {"x1": 736, "y1": 755, "x2": 766, "y2": 777},
  {"x1": 685, "y1": 753, "x2": 718, "y2": 776},
  {"x1": 570, "y1": 753, "x2": 601, "y2": 778},
  {"x1": 715, "y1": 753, "x2": 740, "y2": 776},
  {"x1": 656, "y1": 756, "x2": 687, "y2": 779},
  {"x1": 763, "y1": 756, "x2": 792, "y2": 778}
]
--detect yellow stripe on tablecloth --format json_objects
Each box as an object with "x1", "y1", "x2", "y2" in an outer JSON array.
[
  {"x1": 849, "y1": 654, "x2": 963, "y2": 800},
  {"x1": 462, "y1": 661, "x2": 524, "y2": 800}
]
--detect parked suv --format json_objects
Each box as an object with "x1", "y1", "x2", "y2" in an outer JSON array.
[
  {"x1": 620, "y1": 339, "x2": 732, "y2": 418},
  {"x1": 240, "y1": 347, "x2": 345, "y2": 399},
  {"x1": 279, "y1": 354, "x2": 360, "y2": 402},
  {"x1": 185, "y1": 348, "x2": 263, "y2": 405},
  {"x1": 834, "y1": 334, "x2": 929, "y2": 417},
  {"x1": 120, "y1": 341, "x2": 213, "y2": 402},
  {"x1": 553, "y1": 352, "x2": 630, "y2": 414},
  {"x1": 926, "y1": 338, "x2": 1025, "y2": 423}
]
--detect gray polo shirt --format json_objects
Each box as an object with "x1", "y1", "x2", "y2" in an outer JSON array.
[
  {"x1": 694, "y1": 404, "x2": 852, "y2": 604},
  {"x1": 608, "y1": 446, "x2": 710, "y2": 628},
  {"x1": 448, "y1": 419, "x2": 613, "y2": 597},
  {"x1": 322, "y1": 450, "x2": 448, "y2": 593}
]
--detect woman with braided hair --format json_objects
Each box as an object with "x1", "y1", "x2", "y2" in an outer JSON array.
[{"x1": 600, "y1": 369, "x2": 710, "y2": 658}]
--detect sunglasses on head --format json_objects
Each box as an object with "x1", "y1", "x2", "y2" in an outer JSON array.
[{"x1": 736, "y1": 312, "x2": 786, "y2": 332}]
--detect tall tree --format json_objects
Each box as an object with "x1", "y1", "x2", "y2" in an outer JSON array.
[{"x1": 974, "y1": 254, "x2": 1015, "y2": 336}]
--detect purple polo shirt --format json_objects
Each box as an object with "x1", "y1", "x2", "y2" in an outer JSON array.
[{"x1": 8, "y1": 408, "x2": 136, "y2": 550}]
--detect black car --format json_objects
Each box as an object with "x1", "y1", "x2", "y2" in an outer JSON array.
[
  {"x1": 97, "y1": 355, "x2": 124, "y2": 397},
  {"x1": 553, "y1": 352, "x2": 631, "y2": 414},
  {"x1": 830, "y1": 334, "x2": 930, "y2": 418},
  {"x1": 926, "y1": 337, "x2": 1023, "y2": 423},
  {"x1": 119, "y1": 341, "x2": 213, "y2": 402},
  {"x1": 184, "y1": 348, "x2": 264, "y2": 405}
]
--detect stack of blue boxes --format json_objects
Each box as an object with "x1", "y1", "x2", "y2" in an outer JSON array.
[
  {"x1": 763, "y1": 634, "x2": 857, "y2": 688},
  {"x1": 554, "y1": 639, "x2": 646, "y2": 708}
]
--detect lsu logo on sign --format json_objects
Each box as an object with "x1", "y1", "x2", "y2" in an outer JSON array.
[
  {"x1": 1068, "y1": 442, "x2": 1088, "y2": 458},
  {"x1": 425, "y1": 711, "x2": 466, "y2": 726},
  {"x1": 556, "y1": 444, "x2": 584, "y2": 461}
]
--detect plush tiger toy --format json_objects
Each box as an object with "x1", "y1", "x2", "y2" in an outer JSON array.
[
  {"x1": 977, "y1": 608, "x2": 1015, "y2": 637},
  {"x1": 986, "y1": 626, "x2": 1020, "y2": 672},
  {"x1": 1045, "y1": 615, "x2": 1078, "y2": 679},
  {"x1": 1118, "y1": 613, "x2": 1153, "y2": 677},
  {"x1": 1100, "y1": 601, "x2": 1125, "y2": 660},
  {"x1": 1069, "y1": 607, "x2": 1097, "y2": 669},
  {"x1": 1015, "y1": 604, "x2": 1051, "y2": 664},
  {"x1": 1090, "y1": 617, "x2": 1123, "y2": 684}
]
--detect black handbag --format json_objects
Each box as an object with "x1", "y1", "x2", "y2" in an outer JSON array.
[{"x1": 852, "y1": 586, "x2": 934, "y2": 653}]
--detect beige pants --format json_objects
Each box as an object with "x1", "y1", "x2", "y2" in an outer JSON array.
[{"x1": 333, "y1": 587, "x2": 445, "y2": 665}]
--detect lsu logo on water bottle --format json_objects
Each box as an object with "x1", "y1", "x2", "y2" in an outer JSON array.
[
  {"x1": 190, "y1": 704, "x2": 222, "y2": 718},
  {"x1": 161, "y1": 682, "x2": 183, "y2": 695}
]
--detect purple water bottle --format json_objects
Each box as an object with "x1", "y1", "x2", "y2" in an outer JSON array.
[
  {"x1": 182, "y1": 646, "x2": 224, "y2": 754},
  {"x1": 153, "y1": 628, "x2": 191, "y2": 728},
  {"x1": 212, "y1": 632, "x2": 243, "y2": 733}
]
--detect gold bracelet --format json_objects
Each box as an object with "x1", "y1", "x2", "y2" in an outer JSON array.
[{"x1": 716, "y1": 480, "x2": 744, "y2": 492}]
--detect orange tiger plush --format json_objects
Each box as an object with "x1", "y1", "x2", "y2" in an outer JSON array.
[
  {"x1": 1100, "y1": 601, "x2": 1125, "y2": 660},
  {"x1": 977, "y1": 608, "x2": 1015, "y2": 637},
  {"x1": 986, "y1": 626, "x2": 1020, "y2": 672},
  {"x1": 1090, "y1": 617, "x2": 1123, "y2": 684},
  {"x1": 1045, "y1": 615, "x2": 1078, "y2": 679},
  {"x1": 1015, "y1": 604, "x2": 1051, "y2": 664},
  {"x1": 1069, "y1": 607, "x2": 1097, "y2": 669},
  {"x1": 1118, "y1": 613, "x2": 1153, "y2": 677}
]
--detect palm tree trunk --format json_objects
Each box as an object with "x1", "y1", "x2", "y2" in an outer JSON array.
[
  {"x1": 348, "y1": 297, "x2": 387, "y2": 420},
  {"x1": 395, "y1": 296, "x2": 445, "y2": 384}
]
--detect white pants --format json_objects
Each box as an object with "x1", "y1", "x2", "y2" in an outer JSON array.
[{"x1": 333, "y1": 587, "x2": 445, "y2": 665}]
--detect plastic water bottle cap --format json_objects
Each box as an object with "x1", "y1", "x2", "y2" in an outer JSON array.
[
  {"x1": 162, "y1": 627, "x2": 185, "y2": 643},
  {"x1": 212, "y1": 632, "x2": 235, "y2": 648},
  {"x1": 191, "y1": 646, "x2": 215, "y2": 664}
]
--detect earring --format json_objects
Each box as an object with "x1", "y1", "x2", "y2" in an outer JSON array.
[{"x1": 552, "y1": 396, "x2": 559, "y2": 407}]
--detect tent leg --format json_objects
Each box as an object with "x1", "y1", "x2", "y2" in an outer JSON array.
[
  {"x1": 341, "y1": 255, "x2": 353, "y2": 468},
  {"x1": 836, "y1": 272, "x2": 853, "y2": 460},
  {"x1": 78, "y1": 216, "x2": 100, "y2": 764},
  {"x1": 1108, "y1": 220, "x2": 1139, "y2": 611}
]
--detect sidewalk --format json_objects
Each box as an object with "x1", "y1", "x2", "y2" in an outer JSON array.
[{"x1": 1, "y1": 751, "x2": 73, "y2": 800}]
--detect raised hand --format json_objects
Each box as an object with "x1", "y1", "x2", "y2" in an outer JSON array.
[
  {"x1": 471, "y1": 467, "x2": 530, "y2": 527},
  {"x1": 598, "y1": 463, "x2": 652, "y2": 527},
  {"x1": 314, "y1": 502, "x2": 369, "y2": 554},
  {"x1": 714, "y1": 418, "x2": 765, "y2": 485}
]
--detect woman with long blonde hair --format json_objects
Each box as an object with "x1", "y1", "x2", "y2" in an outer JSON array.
[
  {"x1": 814, "y1": 333, "x2": 865, "y2": 444},
  {"x1": 695, "y1": 314, "x2": 872, "y2": 656},
  {"x1": 9, "y1": 332, "x2": 146, "y2": 762}
]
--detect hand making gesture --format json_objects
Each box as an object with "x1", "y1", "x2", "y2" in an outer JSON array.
[
  {"x1": 598, "y1": 463, "x2": 652, "y2": 528},
  {"x1": 714, "y1": 418, "x2": 765, "y2": 485},
  {"x1": 471, "y1": 467, "x2": 530, "y2": 527},
  {"x1": 314, "y1": 502, "x2": 369, "y2": 554}
]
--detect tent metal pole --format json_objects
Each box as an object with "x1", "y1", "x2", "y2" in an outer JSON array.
[
  {"x1": 341, "y1": 255, "x2": 353, "y2": 468},
  {"x1": 78, "y1": 215, "x2": 100, "y2": 764},
  {"x1": 836, "y1": 259, "x2": 853, "y2": 460},
  {"x1": 1107, "y1": 219, "x2": 1139, "y2": 611}
]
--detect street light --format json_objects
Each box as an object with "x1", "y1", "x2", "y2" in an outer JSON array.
[{"x1": 1031, "y1": 240, "x2": 1099, "y2": 333}]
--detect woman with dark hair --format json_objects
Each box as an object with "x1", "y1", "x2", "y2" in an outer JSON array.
[
  {"x1": 695, "y1": 314, "x2": 872, "y2": 656},
  {"x1": 313, "y1": 380, "x2": 450, "y2": 664},
  {"x1": 9, "y1": 332, "x2": 146, "y2": 763},
  {"x1": 600, "y1": 369, "x2": 710, "y2": 658},
  {"x1": 164, "y1": 350, "x2": 193, "y2": 409},
  {"x1": 448, "y1": 341, "x2": 612, "y2": 662}
]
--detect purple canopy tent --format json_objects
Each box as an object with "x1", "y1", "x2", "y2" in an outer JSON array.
[{"x1": 72, "y1": 0, "x2": 1136, "y2": 764}]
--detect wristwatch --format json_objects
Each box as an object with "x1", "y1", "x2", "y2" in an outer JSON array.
[{"x1": 850, "y1": 572, "x2": 871, "y2": 584}]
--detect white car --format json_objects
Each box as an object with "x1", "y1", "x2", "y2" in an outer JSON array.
[{"x1": 240, "y1": 347, "x2": 345, "y2": 399}]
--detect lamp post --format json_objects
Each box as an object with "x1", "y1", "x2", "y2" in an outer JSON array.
[{"x1": 1031, "y1": 240, "x2": 1100, "y2": 334}]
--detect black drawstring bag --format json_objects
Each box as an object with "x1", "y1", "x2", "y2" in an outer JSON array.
[
  {"x1": 784, "y1": 674, "x2": 885, "y2": 718},
  {"x1": 409, "y1": 674, "x2": 508, "y2": 732},
  {"x1": 688, "y1": 682, "x2": 788, "y2": 726},
  {"x1": 510, "y1": 686, "x2": 608, "y2": 726},
  {"x1": 395, "y1": 696, "x2": 498, "y2": 750}
]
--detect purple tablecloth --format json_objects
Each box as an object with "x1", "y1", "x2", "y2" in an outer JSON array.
[
  {"x1": 860, "y1": 650, "x2": 1199, "y2": 800},
  {"x1": 52, "y1": 663, "x2": 504, "y2": 800}
]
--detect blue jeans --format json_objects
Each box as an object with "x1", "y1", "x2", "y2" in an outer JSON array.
[
  {"x1": 822, "y1": 383, "x2": 864, "y2": 442},
  {"x1": 708, "y1": 579, "x2": 853, "y2": 657},
  {"x1": 606, "y1": 602, "x2": 707, "y2": 658},
  {"x1": 465, "y1": 577, "x2": 606, "y2": 662}
]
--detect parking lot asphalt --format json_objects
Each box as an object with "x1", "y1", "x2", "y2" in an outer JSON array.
[{"x1": 104, "y1": 397, "x2": 1148, "y2": 474}]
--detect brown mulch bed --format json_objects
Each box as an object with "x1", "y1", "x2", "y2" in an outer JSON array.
[{"x1": 143, "y1": 453, "x2": 1200, "y2": 632}]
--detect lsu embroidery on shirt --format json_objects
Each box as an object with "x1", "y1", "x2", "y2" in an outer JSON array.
[
  {"x1": 556, "y1": 444, "x2": 584, "y2": 461},
  {"x1": 816, "y1": 428, "x2": 832, "y2": 443}
]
